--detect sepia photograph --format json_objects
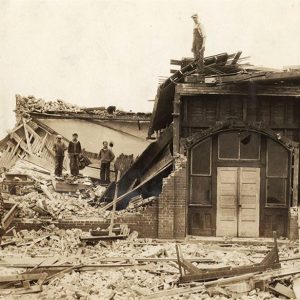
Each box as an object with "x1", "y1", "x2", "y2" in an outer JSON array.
[{"x1": 1, "y1": 0, "x2": 300, "y2": 298}]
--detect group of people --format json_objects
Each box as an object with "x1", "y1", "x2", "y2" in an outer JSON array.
[{"x1": 53, "y1": 133, "x2": 115, "y2": 184}]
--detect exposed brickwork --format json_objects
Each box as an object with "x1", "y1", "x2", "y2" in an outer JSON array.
[
  {"x1": 158, "y1": 157, "x2": 187, "y2": 239},
  {"x1": 288, "y1": 207, "x2": 298, "y2": 240},
  {"x1": 11, "y1": 200, "x2": 159, "y2": 238}
]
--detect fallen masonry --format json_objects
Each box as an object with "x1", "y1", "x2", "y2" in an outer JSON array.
[{"x1": 0, "y1": 225, "x2": 300, "y2": 299}]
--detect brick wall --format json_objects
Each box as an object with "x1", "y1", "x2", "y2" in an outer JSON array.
[
  {"x1": 158, "y1": 157, "x2": 187, "y2": 239},
  {"x1": 288, "y1": 207, "x2": 298, "y2": 240},
  {"x1": 12, "y1": 200, "x2": 159, "y2": 238}
]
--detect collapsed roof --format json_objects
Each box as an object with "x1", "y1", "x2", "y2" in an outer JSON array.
[
  {"x1": 148, "y1": 51, "x2": 300, "y2": 137},
  {"x1": 16, "y1": 94, "x2": 152, "y2": 122}
]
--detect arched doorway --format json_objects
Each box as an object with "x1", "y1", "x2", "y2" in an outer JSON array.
[{"x1": 188, "y1": 129, "x2": 291, "y2": 238}]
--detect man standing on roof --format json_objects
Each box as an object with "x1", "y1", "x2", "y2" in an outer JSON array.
[
  {"x1": 68, "y1": 133, "x2": 82, "y2": 176},
  {"x1": 53, "y1": 135, "x2": 67, "y2": 177},
  {"x1": 99, "y1": 141, "x2": 115, "y2": 184},
  {"x1": 191, "y1": 13, "x2": 205, "y2": 74}
]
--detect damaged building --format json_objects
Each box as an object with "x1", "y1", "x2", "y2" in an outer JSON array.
[
  {"x1": 0, "y1": 95, "x2": 151, "y2": 177},
  {"x1": 1, "y1": 54, "x2": 300, "y2": 242},
  {"x1": 2, "y1": 54, "x2": 300, "y2": 299},
  {"x1": 143, "y1": 52, "x2": 300, "y2": 240}
]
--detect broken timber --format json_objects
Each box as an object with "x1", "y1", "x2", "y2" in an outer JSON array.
[
  {"x1": 176, "y1": 231, "x2": 281, "y2": 283},
  {"x1": 1, "y1": 203, "x2": 20, "y2": 231}
]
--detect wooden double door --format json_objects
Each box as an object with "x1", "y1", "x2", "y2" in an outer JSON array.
[{"x1": 216, "y1": 167, "x2": 260, "y2": 237}]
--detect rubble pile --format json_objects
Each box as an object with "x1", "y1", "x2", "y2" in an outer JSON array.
[
  {"x1": 15, "y1": 95, "x2": 152, "y2": 121},
  {"x1": 4, "y1": 160, "x2": 148, "y2": 222},
  {"x1": 15, "y1": 95, "x2": 82, "y2": 116},
  {"x1": 0, "y1": 226, "x2": 299, "y2": 299}
]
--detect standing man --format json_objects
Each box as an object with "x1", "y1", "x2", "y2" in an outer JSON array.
[
  {"x1": 53, "y1": 135, "x2": 67, "y2": 177},
  {"x1": 191, "y1": 13, "x2": 205, "y2": 74},
  {"x1": 68, "y1": 133, "x2": 82, "y2": 176},
  {"x1": 99, "y1": 141, "x2": 115, "y2": 184}
]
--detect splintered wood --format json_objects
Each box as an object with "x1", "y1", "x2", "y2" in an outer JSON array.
[{"x1": 0, "y1": 227, "x2": 299, "y2": 299}]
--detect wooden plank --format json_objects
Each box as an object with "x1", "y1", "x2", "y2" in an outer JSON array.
[
  {"x1": 40, "y1": 184, "x2": 55, "y2": 202},
  {"x1": 10, "y1": 132, "x2": 31, "y2": 155},
  {"x1": 177, "y1": 83, "x2": 300, "y2": 97},
  {"x1": 179, "y1": 263, "x2": 281, "y2": 283},
  {"x1": 1, "y1": 204, "x2": 19, "y2": 230},
  {"x1": 143, "y1": 285, "x2": 205, "y2": 299},
  {"x1": 230, "y1": 51, "x2": 242, "y2": 65},
  {"x1": 205, "y1": 266, "x2": 300, "y2": 288},
  {"x1": 40, "y1": 256, "x2": 60, "y2": 267},
  {"x1": 38, "y1": 132, "x2": 48, "y2": 153},
  {"x1": 0, "y1": 272, "x2": 47, "y2": 283},
  {"x1": 173, "y1": 93, "x2": 181, "y2": 154},
  {"x1": 293, "y1": 147, "x2": 299, "y2": 207},
  {"x1": 0, "y1": 285, "x2": 42, "y2": 295},
  {"x1": 80, "y1": 235, "x2": 128, "y2": 242},
  {"x1": 269, "y1": 283, "x2": 295, "y2": 299},
  {"x1": 44, "y1": 265, "x2": 80, "y2": 283},
  {"x1": 0, "y1": 257, "x2": 214, "y2": 267},
  {"x1": 293, "y1": 277, "x2": 300, "y2": 299},
  {"x1": 22, "y1": 118, "x2": 33, "y2": 154},
  {"x1": 170, "y1": 59, "x2": 182, "y2": 66},
  {"x1": 108, "y1": 171, "x2": 120, "y2": 236},
  {"x1": 99, "y1": 161, "x2": 172, "y2": 213}
]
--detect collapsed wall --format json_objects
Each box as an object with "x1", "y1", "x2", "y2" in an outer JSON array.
[
  {"x1": 11, "y1": 202, "x2": 159, "y2": 238},
  {"x1": 158, "y1": 156, "x2": 187, "y2": 239}
]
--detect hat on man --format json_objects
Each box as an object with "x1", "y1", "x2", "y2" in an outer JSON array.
[
  {"x1": 72, "y1": 133, "x2": 78, "y2": 137},
  {"x1": 191, "y1": 13, "x2": 198, "y2": 19},
  {"x1": 56, "y1": 135, "x2": 62, "y2": 139}
]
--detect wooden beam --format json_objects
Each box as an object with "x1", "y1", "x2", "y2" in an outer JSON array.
[
  {"x1": 1, "y1": 204, "x2": 19, "y2": 230},
  {"x1": 293, "y1": 277, "x2": 300, "y2": 299},
  {"x1": 177, "y1": 83, "x2": 300, "y2": 97},
  {"x1": 22, "y1": 118, "x2": 32, "y2": 154},
  {"x1": 98, "y1": 161, "x2": 172, "y2": 213},
  {"x1": 108, "y1": 171, "x2": 121, "y2": 236},
  {"x1": 230, "y1": 51, "x2": 242, "y2": 65},
  {"x1": 173, "y1": 92, "x2": 181, "y2": 155},
  {"x1": 179, "y1": 263, "x2": 281, "y2": 283},
  {"x1": 170, "y1": 59, "x2": 182, "y2": 66},
  {"x1": 292, "y1": 147, "x2": 299, "y2": 207},
  {"x1": 0, "y1": 272, "x2": 47, "y2": 283}
]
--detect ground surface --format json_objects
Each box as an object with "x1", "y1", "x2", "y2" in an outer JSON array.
[{"x1": 0, "y1": 228, "x2": 298, "y2": 299}]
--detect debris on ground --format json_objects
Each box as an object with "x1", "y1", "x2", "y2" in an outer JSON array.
[{"x1": 0, "y1": 226, "x2": 299, "y2": 299}]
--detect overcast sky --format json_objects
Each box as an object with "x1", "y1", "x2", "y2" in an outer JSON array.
[{"x1": 1, "y1": 0, "x2": 300, "y2": 138}]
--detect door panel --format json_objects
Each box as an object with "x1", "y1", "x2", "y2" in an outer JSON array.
[
  {"x1": 238, "y1": 168, "x2": 260, "y2": 237},
  {"x1": 216, "y1": 168, "x2": 238, "y2": 237},
  {"x1": 217, "y1": 167, "x2": 260, "y2": 237}
]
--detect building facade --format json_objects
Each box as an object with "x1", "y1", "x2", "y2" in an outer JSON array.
[{"x1": 170, "y1": 82, "x2": 300, "y2": 238}]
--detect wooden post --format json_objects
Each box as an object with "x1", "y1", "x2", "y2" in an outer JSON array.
[
  {"x1": 298, "y1": 207, "x2": 300, "y2": 252},
  {"x1": 109, "y1": 171, "x2": 120, "y2": 236},
  {"x1": 292, "y1": 146, "x2": 299, "y2": 207},
  {"x1": 175, "y1": 244, "x2": 183, "y2": 277},
  {"x1": 173, "y1": 91, "x2": 181, "y2": 155}
]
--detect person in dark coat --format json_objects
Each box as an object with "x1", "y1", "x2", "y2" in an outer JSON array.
[
  {"x1": 99, "y1": 141, "x2": 115, "y2": 184},
  {"x1": 191, "y1": 13, "x2": 205, "y2": 74},
  {"x1": 68, "y1": 133, "x2": 82, "y2": 176},
  {"x1": 53, "y1": 135, "x2": 67, "y2": 177}
]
